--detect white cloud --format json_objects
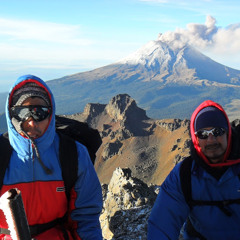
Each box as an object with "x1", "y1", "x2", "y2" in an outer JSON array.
[
  {"x1": 0, "y1": 18, "x2": 93, "y2": 45},
  {"x1": 0, "y1": 18, "x2": 110, "y2": 70},
  {"x1": 157, "y1": 15, "x2": 240, "y2": 69},
  {"x1": 0, "y1": 17, "x2": 132, "y2": 69},
  {"x1": 211, "y1": 24, "x2": 240, "y2": 54},
  {"x1": 158, "y1": 16, "x2": 217, "y2": 48}
]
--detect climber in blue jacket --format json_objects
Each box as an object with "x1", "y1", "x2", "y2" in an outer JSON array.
[
  {"x1": 148, "y1": 100, "x2": 240, "y2": 240},
  {"x1": 0, "y1": 74, "x2": 103, "y2": 240}
]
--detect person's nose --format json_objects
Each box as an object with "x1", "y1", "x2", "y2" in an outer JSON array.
[
  {"x1": 26, "y1": 118, "x2": 38, "y2": 128},
  {"x1": 207, "y1": 133, "x2": 216, "y2": 142}
]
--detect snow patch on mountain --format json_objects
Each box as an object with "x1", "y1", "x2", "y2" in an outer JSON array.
[
  {"x1": 117, "y1": 37, "x2": 240, "y2": 87},
  {"x1": 118, "y1": 40, "x2": 173, "y2": 66}
]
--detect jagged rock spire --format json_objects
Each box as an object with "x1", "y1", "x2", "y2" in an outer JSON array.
[{"x1": 106, "y1": 94, "x2": 148, "y2": 121}]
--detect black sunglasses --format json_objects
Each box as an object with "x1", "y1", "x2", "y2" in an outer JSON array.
[
  {"x1": 10, "y1": 105, "x2": 52, "y2": 122},
  {"x1": 195, "y1": 127, "x2": 226, "y2": 139}
]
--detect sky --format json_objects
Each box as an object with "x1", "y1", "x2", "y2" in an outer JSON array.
[{"x1": 0, "y1": 0, "x2": 240, "y2": 92}]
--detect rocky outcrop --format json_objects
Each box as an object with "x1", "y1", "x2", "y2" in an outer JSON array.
[
  {"x1": 102, "y1": 140, "x2": 123, "y2": 161},
  {"x1": 70, "y1": 103, "x2": 106, "y2": 124},
  {"x1": 83, "y1": 103, "x2": 106, "y2": 122},
  {"x1": 66, "y1": 94, "x2": 191, "y2": 186},
  {"x1": 100, "y1": 167, "x2": 157, "y2": 240},
  {"x1": 156, "y1": 118, "x2": 190, "y2": 131},
  {"x1": 60, "y1": 94, "x2": 191, "y2": 239},
  {"x1": 106, "y1": 94, "x2": 148, "y2": 121}
]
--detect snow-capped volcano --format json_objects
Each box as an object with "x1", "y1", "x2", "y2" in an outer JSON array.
[
  {"x1": 118, "y1": 39, "x2": 240, "y2": 86},
  {"x1": 44, "y1": 37, "x2": 240, "y2": 119},
  {"x1": 119, "y1": 40, "x2": 173, "y2": 66}
]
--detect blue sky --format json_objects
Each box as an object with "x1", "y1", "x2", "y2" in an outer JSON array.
[{"x1": 0, "y1": 0, "x2": 240, "y2": 92}]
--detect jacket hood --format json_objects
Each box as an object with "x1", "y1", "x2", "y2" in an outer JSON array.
[
  {"x1": 6, "y1": 75, "x2": 56, "y2": 159},
  {"x1": 190, "y1": 100, "x2": 240, "y2": 167}
]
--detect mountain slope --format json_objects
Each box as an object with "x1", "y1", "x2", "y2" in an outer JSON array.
[
  {"x1": 67, "y1": 94, "x2": 191, "y2": 185},
  {"x1": 47, "y1": 40, "x2": 240, "y2": 119},
  {"x1": 119, "y1": 40, "x2": 240, "y2": 85}
]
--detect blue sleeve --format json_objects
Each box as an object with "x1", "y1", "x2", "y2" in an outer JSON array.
[
  {"x1": 148, "y1": 163, "x2": 190, "y2": 240},
  {"x1": 71, "y1": 141, "x2": 103, "y2": 240}
]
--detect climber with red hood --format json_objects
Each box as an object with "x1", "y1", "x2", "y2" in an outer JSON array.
[
  {"x1": 148, "y1": 100, "x2": 240, "y2": 240},
  {"x1": 0, "y1": 75, "x2": 103, "y2": 240}
]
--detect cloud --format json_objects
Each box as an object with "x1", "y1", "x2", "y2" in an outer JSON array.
[
  {"x1": 157, "y1": 15, "x2": 240, "y2": 59},
  {"x1": 0, "y1": 18, "x2": 105, "y2": 70},
  {"x1": 0, "y1": 17, "x2": 130, "y2": 67},
  {"x1": 211, "y1": 23, "x2": 240, "y2": 54},
  {"x1": 158, "y1": 16, "x2": 216, "y2": 48},
  {"x1": 0, "y1": 18, "x2": 93, "y2": 45}
]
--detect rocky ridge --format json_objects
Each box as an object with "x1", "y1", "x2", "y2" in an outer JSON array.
[
  {"x1": 63, "y1": 94, "x2": 192, "y2": 239},
  {"x1": 68, "y1": 93, "x2": 191, "y2": 186}
]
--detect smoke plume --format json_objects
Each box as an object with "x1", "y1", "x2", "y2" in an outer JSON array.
[{"x1": 158, "y1": 15, "x2": 240, "y2": 55}]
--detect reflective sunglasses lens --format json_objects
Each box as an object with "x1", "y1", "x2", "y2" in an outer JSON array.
[
  {"x1": 11, "y1": 106, "x2": 51, "y2": 122},
  {"x1": 18, "y1": 108, "x2": 30, "y2": 121},
  {"x1": 212, "y1": 128, "x2": 225, "y2": 137},
  {"x1": 195, "y1": 128, "x2": 226, "y2": 139},
  {"x1": 31, "y1": 107, "x2": 50, "y2": 121},
  {"x1": 10, "y1": 107, "x2": 29, "y2": 121},
  {"x1": 196, "y1": 130, "x2": 208, "y2": 139}
]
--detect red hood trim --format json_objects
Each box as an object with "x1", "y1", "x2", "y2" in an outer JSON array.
[
  {"x1": 190, "y1": 100, "x2": 240, "y2": 167},
  {"x1": 9, "y1": 79, "x2": 52, "y2": 108},
  {"x1": 9, "y1": 79, "x2": 53, "y2": 136}
]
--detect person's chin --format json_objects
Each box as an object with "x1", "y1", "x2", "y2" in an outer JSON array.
[
  {"x1": 209, "y1": 158, "x2": 222, "y2": 164},
  {"x1": 27, "y1": 133, "x2": 41, "y2": 139},
  {"x1": 207, "y1": 153, "x2": 224, "y2": 164}
]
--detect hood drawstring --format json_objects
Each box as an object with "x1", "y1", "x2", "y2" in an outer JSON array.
[{"x1": 22, "y1": 131, "x2": 53, "y2": 175}]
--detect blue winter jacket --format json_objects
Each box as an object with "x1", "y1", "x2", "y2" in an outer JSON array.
[
  {"x1": 148, "y1": 100, "x2": 240, "y2": 240},
  {"x1": 0, "y1": 75, "x2": 103, "y2": 240},
  {"x1": 148, "y1": 160, "x2": 240, "y2": 240}
]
